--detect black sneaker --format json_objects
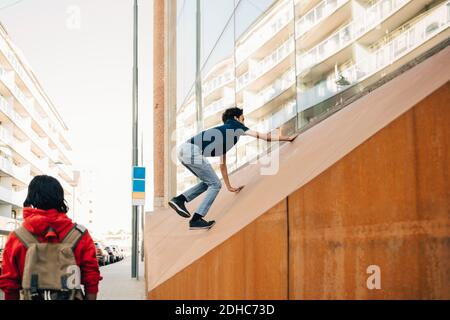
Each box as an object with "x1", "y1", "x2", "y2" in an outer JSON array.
[
  {"x1": 168, "y1": 196, "x2": 191, "y2": 218},
  {"x1": 189, "y1": 218, "x2": 216, "y2": 230}
]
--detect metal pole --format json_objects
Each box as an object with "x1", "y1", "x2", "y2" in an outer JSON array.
[
  {"x1": 140, "y1": 130, "x2": 145, "y2": 263},
  {"x1": 195, "y1": 0, "x2": 202, "y2": 132},
  {"x1": 131, "y1": 0, "x2": 139, "y2": 279}
]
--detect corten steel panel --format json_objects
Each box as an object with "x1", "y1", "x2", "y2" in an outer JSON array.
[
  {"x1": 148, "y1": 200, "x2": 288, "y2": 299},
  {"x1": 145, "y1": 46, "x2": 450, "y2": 295},
  {"x1": 288, "y1": 83, "x2": 450, "y2": 299}
]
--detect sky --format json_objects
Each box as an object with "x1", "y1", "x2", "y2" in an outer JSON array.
[{"x1": 0, "y1": 0, "x2": 154, "y2": 235}]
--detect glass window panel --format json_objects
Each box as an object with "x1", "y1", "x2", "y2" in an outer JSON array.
[
  {"x1": 175, "y1": 0, "x2": 450, "y2": 193},
  {"x1": 236, "y1": 0, "x2": 296, "y2": 162},
  {"x1": 201, "y1": 16, "x2": 236, "y2": 170},
  {"x1": 201, "y1": 0, "x2": 235, "y2": 67},
  {"x1": 176, "y1": 88, "x2": 197, "y2": 194},
  {"x1": 176, "y1": 0, "x2": 197, "y2": 108},
  {"x1": 294, "y1": 0, "x2": 450, "y2": 132}
]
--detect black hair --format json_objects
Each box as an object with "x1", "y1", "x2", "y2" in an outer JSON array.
[
  {"x1": 23, "y1": 175, "x2": 69, "y2": 213},
  {"x1": 222, "y1": 107, "x2": 243, "y2": 123}
]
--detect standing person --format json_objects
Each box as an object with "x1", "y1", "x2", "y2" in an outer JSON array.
[
  {"x1": 169, "y1": 107, "x2": 298, "y2": 230},
  {"x1": 0, "y1": 175, "x2": 102, "y2": 300}
]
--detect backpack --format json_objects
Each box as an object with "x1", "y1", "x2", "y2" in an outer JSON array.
[{"x1": 14, "y1": 224, "x2": 87, "y2": 300}]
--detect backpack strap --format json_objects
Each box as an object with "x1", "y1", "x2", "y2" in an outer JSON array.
[
  {"x1": 62, "y1": 224, "x2": 87, "y2": 251},
  {"x1": 14, "y1": 227, "x2": 39, "y2": 249}
]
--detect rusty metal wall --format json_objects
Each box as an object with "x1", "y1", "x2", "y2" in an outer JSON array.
[{"x1": 288, "y1": 82, "x2": 450, "y2": 299}]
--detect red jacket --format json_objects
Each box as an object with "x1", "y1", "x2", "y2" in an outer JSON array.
[{"x1": 0, "y1": 208, "x2": 102, "y2": 300}]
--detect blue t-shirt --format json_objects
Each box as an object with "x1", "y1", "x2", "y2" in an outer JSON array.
[{"x1": 187, "y1": 119, "x2": 249, "y2": 157}]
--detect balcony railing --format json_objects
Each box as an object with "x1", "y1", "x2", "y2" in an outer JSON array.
[
  {"x1": 296, "y1": 0, "x2": 350, "y2": 38},
  {"x1": 244, "y1": 68, "x2": 296, "y2": 114},
  {"x1": 11, "y1": 83, "x2": 34, "y2": 111},
  {"x1": 0, "y1": 94, "x2": 57, "y2": 162},
  {"x1": 237, "y1": 37, "x2": 295, "y2": 91},
  {"x1": 0, "y1": 152, "x2": 31, "y2": 185},
  {"x1": 0, "y1": 34, "x2": 62, "y2": 136},
  {"x1": 203, "y1": 95, "x2": 234, "y2": 118},
  {"x1": 203, "y1": 70, "x2": 234, "y2": 97},
  {"x1": 297, "y1": 0, "x2": 450, "y2": 112},
  {"x1": 236, "y1": 3, "x2": 294, "y2": 65},
  {"x1": 297, "y1": 0, "x2": 409, "y2": 74},
  {"x1": 254, "y1": 99, "x2": 297, "y2": 133},
  {"x1": 0, "y1": 43, "x2": 71, "y2": 161}
]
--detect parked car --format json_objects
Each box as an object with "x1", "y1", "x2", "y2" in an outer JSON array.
[
  {"x1": 94, "y1": 242, "x2": 109, "y2": 266},
  {"x1": 111, "y1": 245, "x2": 124, "y2": 261},
  {"x1": 104, "y1": 246, "x2": 117, "y2": 264}
]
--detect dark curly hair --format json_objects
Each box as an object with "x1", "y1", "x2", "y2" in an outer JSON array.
[
  {"x1": 222, "y1": 107, "x2": 243, "y2": 123},
  {"x1": 23, "y1": 175, "x2": 69, "y2": 213}
]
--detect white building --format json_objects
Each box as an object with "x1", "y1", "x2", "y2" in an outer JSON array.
[{"x1": 0, "y1": 23, "x2": 78, "y2": 241}]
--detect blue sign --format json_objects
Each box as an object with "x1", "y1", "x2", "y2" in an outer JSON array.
[
  {"x1": 133, "y1": 167, "x2": 146, "y2": 180},
  {"x1": 133, "y1": 179, "x2": 145, "y2": 193},
  {"x1": 132, "y1": 166, "x2": 146, "y2": 206}
]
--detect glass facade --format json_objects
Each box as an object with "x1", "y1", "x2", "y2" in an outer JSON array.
[{"x1": 175, "y1": 0, "x2": 450, "y2": 193}]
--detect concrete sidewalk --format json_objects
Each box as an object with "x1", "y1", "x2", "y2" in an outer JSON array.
[
  {"x1": 97, "y1": 256, "x2": 146, "y2": 300},
  {"x1": 0, "y1": 257, "x2": 145, "y2": 300}
]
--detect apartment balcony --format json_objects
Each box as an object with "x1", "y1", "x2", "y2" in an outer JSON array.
[
  {"x1": 236, "y1": 1, "x2": 294, "y2": 67},
  {"x1": 11, "y1": 83, "x2": 34, "y2": 112},
  {"x1": 297, "y1": 0, "x2": 450, "y2": 113},
  {"x1": 44, "y1": 127, "x2": 72, "y2": 165},
  {"x1": 244, "y1": 68, "x2": 296, "y2": 117},
  {"x1": 296, "y1": 0, "x2": 416, "y2": 81},
  {"x1": 203, "y1": 79, "x2": 234, "y2": 103},
  {"x1": 296, "y1": 0, "x2": 352, "y2": 49},
  {"x1": 0, "y1": 93, "x2": 17, "y2": 122},
  {"x1": 19, "y1": 118, "x2": 54, "y2": 161},
  {"x1": 0, "y1": 215, "x2": 18, "y2": 232},
  {"x1": 0, "y1": 94, "x2": 60, "y2": 165},
  {"x1": 237, "y1": 38, "x2": 295, "y2": 93},
  {"x1": 11, "y1": 189, "x2": 28, "y2": 208},
  {"x1": 0, "y1": 33, "x2": 62, "y2": 138},
  {"x1": 0, "y1": 155, "x2": 30, "y2": 186},
  {"x1": 7, "y1": 134, "x2": 48, "y2": 176},
  {"x1": 202, "y1": 70, "x2": 234, "y2": 99},
  {"x1": 357, "y1": 0, "x2": 433, "y2": 46},
  {"x1": 0, "y1": 69, "x2": 71, "y2": 164},
  {"x1": 254, "y1": 99, "x2": 297, "y2": 133},
  {"x1": 294, "y1": 0, "x2": 325, "y2": 16},
  {"x1": 0, "y1": 72, "x2": 66, "y2": 160},
  {"x1": 204, "y1": 95, "x2": 234, "y2": 119}
]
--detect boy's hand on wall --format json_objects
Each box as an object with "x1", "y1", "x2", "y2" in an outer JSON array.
[
  {"x1": 287, "y1": 133, "x2": 299, "y2": 142},
  {"x1": 228, "y1": 186, "x2": 244, "y2": 193}
]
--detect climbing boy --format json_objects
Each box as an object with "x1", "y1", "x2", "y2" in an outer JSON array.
[{"x1": 169, "y1": 107, "x2": 298, "y2": 230}]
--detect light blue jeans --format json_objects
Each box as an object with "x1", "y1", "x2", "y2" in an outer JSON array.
[{"x1": 178, "y1": 142, "x2": 222, "y2": 217}]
